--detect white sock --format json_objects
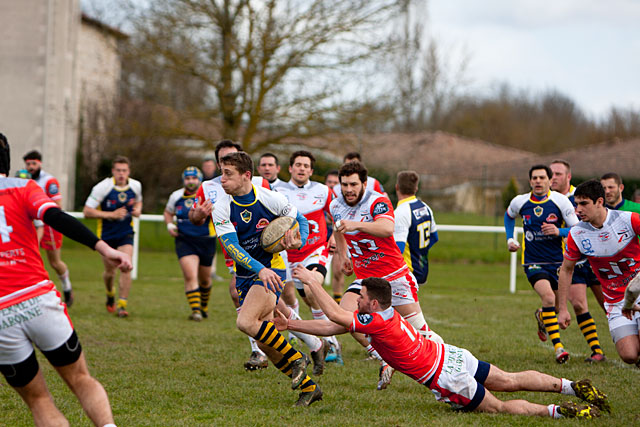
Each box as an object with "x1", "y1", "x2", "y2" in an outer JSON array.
[
  {"x1": 287, "y1": 299, "x2": 300, "y2": 316},
  {"x1": 103, "y1": 424, "x2": 118, "y2": 427},
  {"x1": 561, "y1": 378, "x2": 575, "y2": 396},
  {"x1": 248, "y1": 337, "x2": 265, "y2": 355},
  {"x1": 548, "y1": 404, "x2": 562, "y2": 418},
  {"x1": 366, "y1": 344, "x2": 382, "y2": 361},
  {"x1": 59, "y1": 270, "x2": 72, "y2": 291},
  {"x1": 311, "y1": 308, "x2": 328, "y2": 321},
  {"x1": 288, "y1": 309, "x2": 322, "y2": 352}
]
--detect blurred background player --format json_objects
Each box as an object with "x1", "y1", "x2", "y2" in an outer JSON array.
[
  {"x1": 83, "y1": 156, "x2": 142, "y2": 318},
  {"x1": 324, "y1": 170, "x2": 343, "y2": 303},
  {"x1": 547, "y1": 160, "x2": 605, "y2": 362},
  {"x1": 212, "y1": 151, "x2": 323, "y2": 406},
  {"x1": 394, "y1": 171, "x2": 439, "y2": 286},
  {"x1": 165, "y1": 167, "x2": 215, "y2": 321},
  {"x1": 257, "y1": 153, "x2": 283, "y2": 187},
  {"x1": 343, "y1": 152, "x2": 387, "y2": 196},
  {"x1": 600, "y1": 172, "x2": 640, "y2": 214},
  {"x1": 201, "y1": 155, "x2": 217, "y2": 181},
  {"x1": 504, "y1": 165, "x2": 578, "y2": 363},
  {"x1": 23, "y1": 150, "x2": 74, "y2": 306},
  {"x1": 0, "y1": 133, "x2": 132, "y2": 426}
]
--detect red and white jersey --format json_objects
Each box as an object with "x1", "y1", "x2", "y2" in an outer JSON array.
[
  {"x1": 351, "y1": 307, "x2": 444, "y2": 384},
  {"x1": 33, "y1": 170, "x2": 62, "y2": 202},
  {"x1": 565, "y1": 210, "x2": 640, "y2": 303},
  {"x1": 330, "y1": 190, "x2": 408, "y2": 279},
  {"x1": 276, "y1": 180, "x2": 333, "y2": 263},
  {"x1": 0, "y1": 178, "x2": 58, "y2": 309}
]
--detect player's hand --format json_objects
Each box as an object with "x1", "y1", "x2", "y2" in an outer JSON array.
[
  {"x1": 622, "y1": 304, "x2": 640, "y2": 320},
  {"x1": 541, "y1": 222, "x2": 559, "y2": 236},
  {"x1": 258, "y1": 268, "x2": 284, "y2": 293},
  {"x1": 190, "y1": 199, "x2": 213, "y2": 224},
  {"x1": 507, "y1": 238, "x2": 520, "y2": 252},
  {"x1": 273, "y1": 310, "x2": 289, "y2": 331},
  {"x1": 166, "y1": 223, "x2": 179, "y2": 237},
  {"x1": 342, "y1": 257, "x2": 353, "y2": 276},
  {"x1": 335, "y1": 220, "x2": 357, "y2": 233},
  {"x1": 557, "y1": 309, "x2": 571, "y2": 329},
  {"x1": 95, "y1": 241, "x2": 133, "y2": 272},
  {"x1": 111, "y1": 207, "x2": 129, "y2": 221},
  {"x1": 327, "y1": 235, "x2": 336, "y2": 255},
  {"x1": 282, "y1": 228, "x2": 302, "y2": 250},
  {"x1": 131, "y1": 204, "x2": 142, "y2": 217}
]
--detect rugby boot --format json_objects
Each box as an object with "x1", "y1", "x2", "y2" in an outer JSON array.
[
  {"x1": 295, "y1": 384, "x2": 323, "y2": 407},
  {"x1": 584, "y1": 353, "x2": 606, "y2": 363},
  {"x1": 310, "y1": 339, "x2": 329, "y2": 375},
  {"x1": 106, "y1": 295, "x2": 116, "y2": 313},
  {"x1": 244, "y1": 351, "x2": 268, "y2": 371},
  {"x1": 117, "y1": 307, "x2": 129, "y2": 318},
  {"x1": 63, "y1": 290, "x2": 74, "y2": 308},
  {"x1": 572, "y1": 379, "x2": 611, "y2": 413},
  {"x1": 558, "y1": 401, "x2": 600, "y2": 419},
  {"x1": 555, "y1": 347, "x2": 569, "y2": 364},
  {"x1": 377, "y1": 362, "x2": 395, "y2": 390},
  {"x1": 535, "y1": 308, "x2": 548, "y2": 342},
  {"x1": 189, "y1": 311, "x2": 203, "y2": 322}
]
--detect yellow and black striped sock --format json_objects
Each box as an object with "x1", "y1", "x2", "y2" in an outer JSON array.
[
  {"x1": 106, "y1": 289, "x2": 116, "y2": 304},
  {"x1": 117, "y1": 298, "x2": 127, "y2": 310},
  {"x1": 255, "y1": 321, "x2": 303, "y2": 364},
  {"x1": 199, "y1": 286, "x2": 211, "y2": 312},
  {"x1": 186, "y1": 289, "x2": 201, "y2": 313},
  {"x1": 542, "y1": 306, "x2": 563, "y2": 350},
  {"x1": 333, "y1": 293, "x2": 342, "y2": 304},
  {"x1": 273, "y1": 357, "x2": 316, "y2": 392},
  {"x1": 576, "y1": 312, "x2": 603, "y2": 355}
]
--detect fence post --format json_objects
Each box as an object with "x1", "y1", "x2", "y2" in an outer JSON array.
[{"x1": 132, "y1": 217, "x2": 140, "y2": 280}]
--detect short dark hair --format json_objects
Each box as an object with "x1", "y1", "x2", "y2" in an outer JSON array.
[
  {"x1": 0, "y1": 133, "x2": 10, "y2": 175},
  {"x1": 600, "y1": 172, "x2": 622, "y2": 186},
  {"x1": 112, "y1": 155, "x2": 130, "y2": 167},
  {"x1": 550, "y1": 159, "x2": 571, "y2": 173},
  {"x1": 289, "y1": 150, "x2": 315, "y2": 169},
  {"x1": 23, "y1": 150, "x2": 42, "y2": 162},
  {"x1": 344, "y1": 152, "x2": 361, "y2": 162},
  {"x1": 325, "y1": 169, "x2": 338, "y2": 178},
  {"x1": 528, "y1": 164, "x2": 552, "y2": 180},
  {"x1": 574, "y1": 179, "x2": 605, "y2": 204},
  {"x1": 339, "y1": 160, "x2": 367, "y2": 184},
  {"x1": 259, "y1": 152, "x2": 279, "y2": 166},
  {"x1": 361, "y1": 278, "x2": 392, "y2": 309},
  {"x1": 396, "y1": 170, "x2": 419, "y2": 195},
  {"x1": 220, "y1": 151, "x2": 254, "y2": 177},
  {"x1": 215, "y1": 139, "x2": 242, "y2": 163}
]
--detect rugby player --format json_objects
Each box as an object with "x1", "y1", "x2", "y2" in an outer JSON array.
[
  {"x1": 1, "y1": 134, "x2": 130, "y2": 426},
  {"x1": 23, "y1": 150, "x2": 74, "y2": 306},
  {"x1": 83, "y1": 156, "x2": 142, "y2": 318},
  {"x1": 600, "y1": 172, "x2": 640, "y2": 214}
]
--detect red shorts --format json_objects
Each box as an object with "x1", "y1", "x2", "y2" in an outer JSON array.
[{"x1": 40, "y1": 225, "x2": 63, "y2": 251}]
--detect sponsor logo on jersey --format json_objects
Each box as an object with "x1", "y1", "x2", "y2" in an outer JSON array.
[
  {"x1": 525, "y1": 231, "x2": 534, "y2": 241},
  {"x1": 523, "y1": 214, "x2": 531, "y2": 225},
  {"x1": 356, "y1": 313, "x2": 373, "y2": 324},
  {"x1": 546, "y1": 213, "x2": 558, "y2": 223},
  {"x1": 256, "y1": 218, "x2": 270, "y2": 230},
  {"x1": 118, "y1": 192, "x2": 128, "y2": 203},
  {"x1": 296, "y1": 193, "x2": 307, "y2": 200},
  {"x1": 617, "y1": 228, "x2": 630, "y2": 242},
  {"x1": 282, "y1": 205, "x2": 292, "y2": 216},
  {"x1": 598, "y1": 232, "x2": 610, "y2": 242},
  {"x1": 333, "y1": 213, "x2": 342, "y2": 221},
  {"x1": 184, "y1": 199, "x2": 194, "y2": 208},
  {"x1": 207, "y1": 189, "x2": 218, "y2": 203},
  {"x1": 564, "y1": 208, "x2": 573, "y2": 218},
  {"x1": 214, "y1": 219, "x2": 230, "y2": 226},
  {"x1": 527, "y1": 264, "x2": 541, "y2": 271},
  {"x1": 372, "y1": 202, "x2": 389, "y2": 216},
  {"x1": 413, "y1": 206, "x2": 429, "y2": 220},
  {"x1": 240, "y1": 209, "x2": 252, "y2": 223},
  {"x1": 580, "y1": 238, "x2": 594, "y2": 255},
  {"x1": 48, "y1": 183, "x2": 59, "y2": 195},
  {"x1": 533, "y1": 206, "x2": 543, "y2": 217}
]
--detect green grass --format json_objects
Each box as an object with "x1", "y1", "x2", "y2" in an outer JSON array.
[{"x1": 0, "y1": 245, "x2": 637, "y2": 426}]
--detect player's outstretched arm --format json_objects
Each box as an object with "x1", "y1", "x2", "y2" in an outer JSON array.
[
  {"x1": 95, "y1": 241, "x2": 133, "y2": 272},
  {"x1": 273, "y1": 310, "x2": 348, "y2": 336},
  {"x1": 292, "y1": 265, "x2": 353, "y2": 328},
  {"x1": 556, "y1": 258, "x2": 577, "y2": 328}
]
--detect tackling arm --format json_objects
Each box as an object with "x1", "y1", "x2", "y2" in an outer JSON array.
[{"x1": 556, "y1": 257, "x2": 577, "y2": 328}]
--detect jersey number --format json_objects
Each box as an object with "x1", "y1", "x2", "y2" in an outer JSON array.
[
  {"x1": 598, "y1": 258, "x2": 637, "y2": 279},
  {"x1": 417, "y1": 221, "x2": 431, "y2": 249},
  {"x1": 0, "y1": 206, "x2": 14, "y2": 243},
  {"x1": 308, "y1": 219, "x2": 320, "y2": 234},
  {"x1": 400, "y1": 320, "x2": 417, "y2": 342},
  {"x1": 348, "y1": 239, "x2": 379, "y2": 258}
]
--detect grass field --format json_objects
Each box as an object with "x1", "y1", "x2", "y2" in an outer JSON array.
[{"x1": 1, "y1": 218, "x2": 638, "y2": 426}]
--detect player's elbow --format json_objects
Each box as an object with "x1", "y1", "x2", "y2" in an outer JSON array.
[{"x1": 82, "y1": 206, "x2": 93, "y2": 218}]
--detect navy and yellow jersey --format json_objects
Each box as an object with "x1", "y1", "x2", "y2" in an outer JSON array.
[
  {"x1": 213, "y1": 185, "x2": 299, "y2": 278},
  {"x1": 165, "y1": 187, "x2": 215, "y2": 238},
  {"x1": 393, "y1": 196, "x2": 438, "y2": 284},
  {"x1": 506, "y1": 190, "x2": 578, "y2": 265},
  {"x1": 85, "y1": 177, "x2": 143, "y2": 240}
]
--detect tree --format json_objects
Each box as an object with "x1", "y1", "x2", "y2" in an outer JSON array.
[{"x1": 120, "y1": 0, "x2": 406, "y2": 152}]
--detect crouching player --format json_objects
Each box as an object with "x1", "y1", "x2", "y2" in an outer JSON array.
[
  {"x1": 0, "y1": 134, "x2": 131, "y2": 426},
  {"x1": 276, "y1": 265, "x2": 610, "y2": 419}
]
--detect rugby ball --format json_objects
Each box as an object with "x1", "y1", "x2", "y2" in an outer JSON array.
[{"x1": 261, "y1": 216, "x2": 299, "y2": 253}]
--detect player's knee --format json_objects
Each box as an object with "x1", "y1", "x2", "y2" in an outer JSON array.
[{"x1": 619, "y1": 353, "x2": 639, "y2": 365}]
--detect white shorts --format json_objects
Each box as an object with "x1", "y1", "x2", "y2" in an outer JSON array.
[
  {"x1": 605, "y1": 296, "x2": 640, "y2": 343},
  {"x1": 346, "y1": 271, "x2": 420, "y2": 306},
  {"x1": 429, "y1": 344, "x2": 489, "y2": 411},
  {"x1": 0, "y1": 290, "x2": 73, "y2": 364},
  {"x1": 285, "y1": 247, "x2": 324, "y2": 289}
]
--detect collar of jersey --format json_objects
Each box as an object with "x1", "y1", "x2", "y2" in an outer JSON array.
[
  {"x1": 289, "y1": 179, "x2": 311, "y2": 189},
  {"x1": 111, "y1": 177, "x2": 130, "y2": 191},
  {"x1": 397, "y1": 195, "x2": 417, "y2": 206},
  {"x1": 182, "y1": 189, "x2": 196, "y2": 198},
  {"x1": 529, "y1": 191, "x2": 550, "y2": 204},
  {"x1": 231, "y1": 185, "x2": 258, "y2": 207}
]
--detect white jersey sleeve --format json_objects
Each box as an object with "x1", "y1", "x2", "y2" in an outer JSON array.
[
  {"x1": 429, "y1": 205, "x2": 438, "y2": 233},
  {"x1": 129, "y1": 178, "x2": 143, "y2": 202},
  {"x1": 549, "y1": 191, "x2": 579, "y2": 227},
  {"x1": 212, "y1": 192, "x2": 234, "y2": 237},
  {"x1": 393, "y1": 203, "x2": 411, "y2": 243},
  {"x1": 506, "y1": 193, "x2": 530, "y2": 219},
  {"x1": 84, "y1": 178, "x2": 114, "y2": 208},
  {"x1": 165, "y1": 188, "x2": 184, "y2": 214},
  {"x1": 256, "y1": 186, "x2": 298, "y2": 219}
]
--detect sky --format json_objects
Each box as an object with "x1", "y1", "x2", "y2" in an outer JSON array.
[
  {"x1": 84, "y1": 0, "x2": 640, "y2": 119},
  {"x1": 427, "y1": 0, "x2": 640, "y2": 118}
]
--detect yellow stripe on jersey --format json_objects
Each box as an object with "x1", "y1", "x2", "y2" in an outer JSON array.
[
  {"x1": 403, "y1": 244, "x2": 413, "y2": 273},
  {"x1": 96, "y1": 206, "x2": 103, "y2": 238}
]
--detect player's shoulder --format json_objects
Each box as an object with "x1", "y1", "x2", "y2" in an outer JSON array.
[
  {"x1": 256, "y1": 185, "x2": 287, "y2": 203},
  {"x1": 128, "y1": 178, "x2": 142, "y2": 192},
  {"x1": 509, "y1": 193, "x2": 531, "y2": 209},
  {"x1": 549, "y1": 190, "x2": 571, "y2": 205},
  {"x1": 92, "y1": 177, "x2": 114, "y2": 192},
  {"x1": 0, "y1": 177, "x2": 31, "y2": 193},
  {"x1": 168, "y1": 188, "x2": 185, "y2": 201}
]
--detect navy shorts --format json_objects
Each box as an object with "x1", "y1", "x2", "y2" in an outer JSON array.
[
  {"x1": 236, "y1": 269, "x2": 286, "y2": 307},
  {"x1": 572, "y1": 262, "x2": 600, "y2": 287},
  {"x1": 175, "y1": 235, "x2": 216, "y2": 266},
  {"x1": 524, "y1": 263, "x2": 559, "y2": 290},
  {"x1": 103, "y1": 234, "x2": 134, "y2": 249}
]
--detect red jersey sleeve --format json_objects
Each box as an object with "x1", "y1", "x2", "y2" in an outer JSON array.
[
  {"x1": 25, "y1": 180, "x2": 58, "y2": 220},
  {"x1": 370, "y1": 196, "x2": 394, "y2": 222},
  {"x1": 323, "y1": 188, "x2": 334, "y2": 215},
  {"x1": 261, "y1": 178, "x2": 270, "y2": 189},
  {"x1": 632, "y1": 213, "x2": 640, "y2": 236},
  {"x1": 45, "y1": 177, "x2": 62, "y2": 201},
  {"x1": 193, "y1": 185, "x2": 205, "y2": 208},
  {"x1": 373, "y1": 179, "x2": 383, "y2": 193},
  {"x1": 350, "y1": 311, "x2": 383, "y2": 334},
  {"x1": 564, "y1": 232, "x2": 582, "y2": 261}
]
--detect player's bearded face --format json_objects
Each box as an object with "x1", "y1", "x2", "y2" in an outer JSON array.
[
  {"x1": 341, "y1": 175, "x2": 366, "y2": 207},
  {"x1": 601, "y1": 179, "x2": 621, "y2": 205},
  {"x1": 25, "y1": 159, "x2": 41, "y2": 175},
  {"x1": 357, "y1": 289, "x2": 373, "y2": 313},
  {"x1": 184, "y1": 176, "x2": 200, "y2": 192}
]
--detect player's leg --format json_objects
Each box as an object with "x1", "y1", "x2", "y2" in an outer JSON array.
[
  {"x1": 532, "y1": 277, "x2": 568, "y2": 363},
  {"x1": 331, "y1": 254, "x2": 344, "y2": 303},
  {"x1": 475, "y1": 388, "x2": 550, "y2": 416},
  {"x1": 605, "y1": 299, "x2": 640, "y2": 364},
  {"x1": 45, "y1": 242, "x2": 73, "y2": 307},
  {"x1": 101, "y1": 252, "x2": 117, "y2": 314},
  {"x1": 568, "y1": 282, "x2": 604, "y2": 361},
  {"x1": 179, "y1": 255, "x2": 202, "y2": 320},
  {"x1": 197, "y1": 263, "x2": 212, "y2": 318},
  {"x1": 614, "y1": 334, "x2": 640, "y2": 364},
  {"x1": 590, "y1": 284, "x2": 606, "y2": 313},
  {"x1": 10, "y1": 365, "x2": 69, "y2": 427},
  {"x1": 390, "y1": 273, "x2": 442, "y2": 343},
  {"x1": 115, "y1": 244, "x2": 134, "y2": 317}
]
